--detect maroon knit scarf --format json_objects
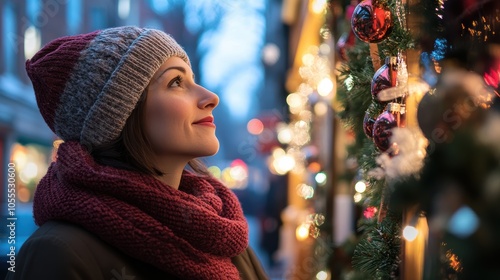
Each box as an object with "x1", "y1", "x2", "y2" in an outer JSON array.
[{"x1": 33, "y1": 141, "x2": 249, "y2": 279}]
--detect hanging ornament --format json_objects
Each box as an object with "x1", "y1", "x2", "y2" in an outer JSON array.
[
  {"x1": 372, "y1": 56, "x2": 398, "y2": 102},
  {"x1": 484, "y1": 57, "x2": 500, "y2": 97},
  {"x1": 373, "y1": 103, "x2": 405, "y2": 152},
  {"x1": 350, "y1": 0, "x2": 393, "y2": 43},
  {"x1": 336, "y1": 32, "x2": 356, "y2": 61},
  {"x1": 363, "y1": 111, "x2": 376, "y2": 139},
  {"x1": 337, "y1": 1, "x2": 359, "y2": 61}
]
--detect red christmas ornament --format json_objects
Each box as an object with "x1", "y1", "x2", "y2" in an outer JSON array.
[
  {"x1": 363, "y1": 111, "x2": 375, "y2": 139},
  {"x1": 363, "y1": 206, "x2": 378, "y2": 219},
  {"x1": 372, "y1": 103, "x2": 404, "y2": 152},
  {"x1": 371, "y1": 56, "x2": 398, "y2": 102},
  {"x1": 351, "y1": 0, "x2": 393, "y2": 43}
]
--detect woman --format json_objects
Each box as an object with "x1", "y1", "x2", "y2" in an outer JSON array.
[{"x1": 6, "y1": 26, "x2": 268, "y2": 280}]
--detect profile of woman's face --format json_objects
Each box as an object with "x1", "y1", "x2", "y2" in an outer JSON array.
[{"x1": 145, "y1": 56, "x2": 220, "y2": 161}]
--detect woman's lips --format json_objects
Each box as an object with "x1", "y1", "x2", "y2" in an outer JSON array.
[{"x1": 193, "y1": 116, "x2": 215, "y2": 127}]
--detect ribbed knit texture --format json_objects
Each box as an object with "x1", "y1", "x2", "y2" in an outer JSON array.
[
  {"x1": 26, "y1": 30, "x2": 100, "y2": 132},
  {"x1": 25, "y1": 26, "x2": 190, "y2": 149},
  {"x1": 33, "y1": 141, "x2": 249, "y2": 280}
]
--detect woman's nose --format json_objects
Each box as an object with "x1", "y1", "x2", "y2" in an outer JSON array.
[{"x1": 198, "y1": 85, "x2": 219, "y2": 109}]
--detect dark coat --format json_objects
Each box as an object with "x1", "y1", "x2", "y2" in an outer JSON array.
[{"x1": 5, "y1": 221, "x2": 268, "y2": 280}]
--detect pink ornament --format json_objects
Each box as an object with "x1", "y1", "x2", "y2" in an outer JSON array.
[
  {"x1": 351, "y1": 0, "x2": 393, "y2": 43},
  {"x1": 372, "y1": 57, "x2": 398, "y2": 102},
  {"x1": 372, "y1": 110, "x2": 397, "y2": 152},
  {"x1": 484, "y1": 58, "x2": 500, "y2": 97}
]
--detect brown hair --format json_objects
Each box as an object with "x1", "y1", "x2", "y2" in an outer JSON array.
[{"x1": 90, "y1": 90, "x2": 210, "y2": 176}]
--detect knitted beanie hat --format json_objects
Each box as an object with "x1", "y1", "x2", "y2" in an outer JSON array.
[{"x1": 26, "y1": 26, "x2": 190, "y2": 149}]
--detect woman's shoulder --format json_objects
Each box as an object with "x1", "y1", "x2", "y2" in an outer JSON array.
[
  {"x1": 6, "y1": 220, "x2": 173, "y2": 280},
  {"x1": 232, "y1": 247, "x2": 269, "y2": 280},
  {"x1": 26, "y1": 220, "x2": 101, "y2": 244}
]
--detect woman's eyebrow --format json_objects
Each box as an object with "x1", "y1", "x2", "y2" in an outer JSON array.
[
  {"x1": 156, "y1": 66, "x2": 186, "y2": 81},
  {"x1": 154, "y1": 66, "x2": 196, "y2": 83}
]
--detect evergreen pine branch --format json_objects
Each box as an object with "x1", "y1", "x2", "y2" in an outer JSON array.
[
  {"x1": 352, "y1": 212, "x2": 402, "y2": 279},
  {"x1": 334, "y1": 0, "x2": 419, "y2": 278}
]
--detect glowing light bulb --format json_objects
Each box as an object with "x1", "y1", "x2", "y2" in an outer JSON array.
[
  {"x1": 316, "y1": 270, "x2": 328, "y2": 280},
  {"x1": 312, "y1": 0, "x2": 327, "y2": 14},
  {"x1": 354, "y1": 181, "x2": 367, "y2": 193},
  {"x1": 317, "y1": 78, "x2": 333, "y2": 97},
  {"x1": 315, "y1": 172, "x2": 327, "y2": 185},
  {"x1": 277, "y1": 127, "x2": 293, "y2": 144},
  {"x1": 296, "y1": 223, "x2": 310, "y2": 241},
  {"x1": 403, "y1": 225, "x2": 419, "y2": 241}
]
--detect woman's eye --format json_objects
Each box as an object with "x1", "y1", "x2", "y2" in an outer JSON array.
[{"x1": 169, "y1": 76, "x2": 183, "y2": 88}]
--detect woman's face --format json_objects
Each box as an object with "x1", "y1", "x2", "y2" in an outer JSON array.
[{"x1": 145, "y1": 56, "x2": 220, "y2": 162}]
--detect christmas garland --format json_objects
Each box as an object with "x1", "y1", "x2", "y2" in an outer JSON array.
[
  {"x1": 335, "y1": 0, "x2": 416, "y2": 278},
  {"x1": 335, "y1": 0, "x2": 500, "y2": 278}
]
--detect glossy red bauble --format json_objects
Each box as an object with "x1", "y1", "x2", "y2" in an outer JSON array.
[{"x1": 351, "y1": 0, "x2": 393, "y2": 43}]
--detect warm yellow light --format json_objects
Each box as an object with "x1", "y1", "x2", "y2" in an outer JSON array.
[
  {"x1": 353, "y1": 193, "x2": 363, "y2": 203},
  {"x1": 20, "y1": 162, "x2": 38, "y2": 183},
  {"x1": 272, "y1": 147, "x2": 286, "y2": 158},
  {"x1": 314, "y1": 102, "x2": 328, "y2": 116},
  {"x1": 403, "y1": 225, "x2": 419, "y2": 241},
  {"x1": 316, "y1": 270, "x2": 328, "y2": 280},
  {"x1": 319, "y1": 43, "x2": 330, "y2": 55},
  {"x1": 317, "y1": 77, "x2": 333, "y2": 97},
  {"x1": 277, "y1": 126, "x2": 293, "y2": 144},
  {"x1": 354, "y1": 181, "x2": 367, "y2": 193},
  {"x1": 17, "y1": 188, "x2": 31, "y2": 203},
  {"x1": 286, "y1": 93, "x2": 307, "y2": 109},
  {"x1": 296, "y1": 223, "x2": 310, "y2": 241},
  {"x1": 296, "y1": 183, "x2": 314, "y2": 199},
  {"x1": 302, "y1": 53, "x2": 315, "y2": 66},
  {"x1": 273, "y1": 154, "x2": 296, "y2": 175},
  {"x1": 312, "y1": 0, "x2": 327, "y2": 14},
  {"x1": 230, "y1": 165, "x2": 247, "y2": 181},
  {"x1": 221, "y1": 167, "x2": 236, "y2": 188},
  {"x1": 12, "y1": 144, "x2": 27, "y2": 169},
  {"x1": 207, "y1": 166, "x2": 221, "y2": 179}
]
